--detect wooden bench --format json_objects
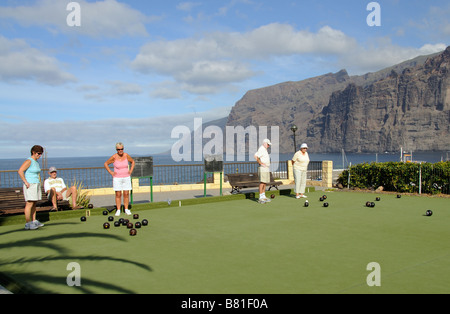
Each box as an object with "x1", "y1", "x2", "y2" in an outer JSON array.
[
  {"x1": 0, "y1": 187, "x2": 70, "y2": 216},
  {"x1": 227, "y1": 173, "x2": 282, "y2": 194}
]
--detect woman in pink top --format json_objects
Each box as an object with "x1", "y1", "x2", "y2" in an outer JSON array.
[{"x1": 104, "y1": 142, "x2": 135, "y2": 216}]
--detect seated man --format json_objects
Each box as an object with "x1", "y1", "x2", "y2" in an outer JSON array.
[{"x1": 44, "y1": 167, "x2": 81, "y2": 210}]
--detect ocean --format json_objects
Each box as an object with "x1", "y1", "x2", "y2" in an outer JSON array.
[{"x1": 1, "y1": 151, "x2": 448, "y2": 171}]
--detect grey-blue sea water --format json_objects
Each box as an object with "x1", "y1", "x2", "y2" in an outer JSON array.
[{"x1": 1, "y1": 152, "x2": 448, "y2": 171}]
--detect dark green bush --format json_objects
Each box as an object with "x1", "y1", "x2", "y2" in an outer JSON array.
[{"x1": 337, "y1": 161, "x2": 450, "y2": 194}]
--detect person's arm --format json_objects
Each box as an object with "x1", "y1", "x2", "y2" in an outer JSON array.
[
  {"x1": 255, "y1": 155, "x2": 267, "y2": 168},
  {"x1": 254, "y1": 147, "x2": 266, "y2": 167},
  {"x1": 104, "y1": 156, "x2": 116, "y2": 176},
  {"x1": 18, "y1": 159, "x2": 31, "y2": 188},
  {"x1": 291, "y1": 152, "x2": 298, "y2": 166},
  {"x1": 127, "y1": 154, "x2": 135, "y2": 176}
]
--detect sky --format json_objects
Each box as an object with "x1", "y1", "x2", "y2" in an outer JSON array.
[{"x1": 0, "y1": 0, "x2": 448, "y2": 159}]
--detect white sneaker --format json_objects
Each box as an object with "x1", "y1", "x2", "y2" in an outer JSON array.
[
  {"x1": 25, "y1": 222, "x2": 38, "y2": 230},
  {"x1": 301, "y1": 195, "x2": 307, "y2": 198},
  {"x1": 262, "y1": 198, "x2": 271, "y2": 203},
  {"x1": 115, "y1": 209, "x2": 121, "y2": 217},
  {"x1": 125, "y1": 209, "x2": 132, "y2": 216},
  {"x1": 296, "y1": 195, "x2": 301, "y2": 199},
  {"x1": 33, "y1": 220, "x2": 44, "y2": 228}
]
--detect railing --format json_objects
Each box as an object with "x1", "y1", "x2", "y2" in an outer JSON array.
[
  {"x1": 307, "y1": 161, "x2": 323, "y2": 181},
  {"x1": 0, "y1": 161, "x2": 292, "y2": 189}
]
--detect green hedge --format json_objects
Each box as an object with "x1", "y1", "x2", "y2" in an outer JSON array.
[{"x1": 337, "y1": 161, "x2": 450, "y2": 194}]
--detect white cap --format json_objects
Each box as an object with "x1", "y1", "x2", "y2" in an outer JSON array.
[
  {"x1": 49, "y1": 167, "x2": 57, "y2": 173},
  {"x1": 300, "y1": 143, "x2": 308, "y2": 149},
  {"x1": 263, "y1": 139, "x2": 272, "y2": 146}
]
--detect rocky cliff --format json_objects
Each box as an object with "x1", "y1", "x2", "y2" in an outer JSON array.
[{"x1": 227, "y1": 47, "x2": 450, "y2": 153}]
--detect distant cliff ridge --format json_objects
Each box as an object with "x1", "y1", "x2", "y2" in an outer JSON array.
[{"x1": 227, "y1": 47, "x2": 450, "y2": 153}]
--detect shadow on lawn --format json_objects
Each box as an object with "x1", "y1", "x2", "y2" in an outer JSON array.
[{"x1": 0, "y1": 228, "x2": 152, "y2": 294}]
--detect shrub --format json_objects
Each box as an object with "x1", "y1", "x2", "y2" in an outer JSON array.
[
  {"x1": 337, "y1": 161, "x2": 450, "y2": 194},
  {"x1": 73, "y1": 180, "x2": 91, "y2": 208}
]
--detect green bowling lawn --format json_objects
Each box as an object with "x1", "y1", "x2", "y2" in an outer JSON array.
[{"x1": 0, "y1": 190, "x2": 449, "y2": 294}]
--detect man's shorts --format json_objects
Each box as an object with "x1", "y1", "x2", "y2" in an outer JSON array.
[
  {"x1": 24, "y1": 183, "x2": 42, "y2": 202},
  {"x1": 258, "y1": 167, "x2": 270, "y2": 184},
  {"x1": 113, "y1": 177, "x2": 132, "y2": 191},
  {"x1": 47, "y1": 190, "x2": 70, "y2": 201}
]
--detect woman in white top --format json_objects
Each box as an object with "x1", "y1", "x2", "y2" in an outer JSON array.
[{"x1": 291, "y1": 143, "x2": 310, "y2": 199}]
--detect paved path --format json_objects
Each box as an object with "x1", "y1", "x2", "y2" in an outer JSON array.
[{"x1": 88, "y1": 184, "x2": 326, "y2": 208}]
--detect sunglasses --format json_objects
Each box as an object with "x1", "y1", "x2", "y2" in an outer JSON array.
[{"x1": 116, "y1": 148, "x2": 124, "y2": 151}]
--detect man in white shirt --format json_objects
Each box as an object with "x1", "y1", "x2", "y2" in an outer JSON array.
[
  {"x1": 44, "y1": 167, "x2": 81, "y2": 210},
  {"x1": 254, "y1": 139, "x2": 272, "y2": 204}
]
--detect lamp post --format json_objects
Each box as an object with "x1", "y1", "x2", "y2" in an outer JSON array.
[{"x1": 290, "y1": 125, "x2": 298, "y2": 154}]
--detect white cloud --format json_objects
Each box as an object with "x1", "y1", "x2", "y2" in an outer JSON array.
[
  {"x1": 77, "y1": 80, "x2": 143, "y2": 101},
  {"x1": 150, "y1": 81, "x2": 182, "y2": 99},
  {"x1": 176, "y1": 2, "x2": 202, "y2": 12},
  {"x1": 0, "y1": 106, "x2": 232, "y2": 158},
  {"x1": 418, "y1": 43, "x2": 448, "y2": 55},
  {"x1": 131, "y1": 21, "x2": 448, "y2": 90},
  {"x1": 131, "y1": 23, "x2": 358, "y2": 94},
  {"x1": 107, "y1": 81, "x2": 143, "y2": 96},
  {"x1": 177, "y1": 60, "x2": 255, "y2": 86},
  {"x1": 0, "y1": 35, "x2": 76, "y2": 85},
  {"x1": 0, "y1": 0, "x2": 158, "y2": 38},
  {"x1": 339, "y1": 41, "x2": 447, "y2": 74}
]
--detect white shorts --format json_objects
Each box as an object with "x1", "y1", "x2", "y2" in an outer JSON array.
[
  {"x1": 24, "y1": 183, "x2": 42, "y2": 202},
  {"x1": 258, "y1": 167, "x2": 270, "y2": 184},
  {"x1": 47, "y1": 190, "x2": 70, "y2": 201},
  {"x1": 113, "y1": 177, "x2": 132, "y2": 191}
]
